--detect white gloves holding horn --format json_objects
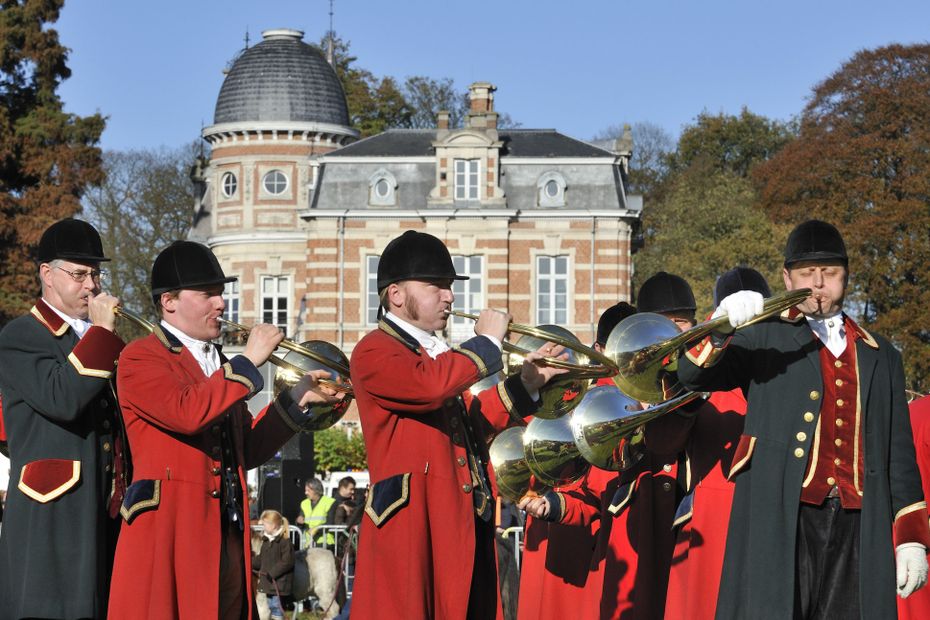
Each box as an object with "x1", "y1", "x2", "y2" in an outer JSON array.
[
  {"x1": 897, "y1": 543, "x2": 929, "y2": 598},
  {"x1": 711, "y1": 290, "x2": 765, "y2": 333}
]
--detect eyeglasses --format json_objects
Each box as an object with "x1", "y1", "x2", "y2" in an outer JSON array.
[{"x1": 56, "y1": 266, "x2": 107, "y2": 284}]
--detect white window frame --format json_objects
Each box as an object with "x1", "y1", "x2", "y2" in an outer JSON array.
[
  {"x1": 366, "y1": 255, "x2": 381, "y2": 325},
  {"x1": 536, "y1": 255, "x2": 569, "y2": 325},
  {"x1": 454, "y1": 159, "x2": 479, "y2": 201},
  {"x1": 221, "y1": 171, "x2": 238, "y2": 198},
  {"x1": 368, "y1": 169, "x2": 397, "y2": 206},
  {"x1": 537, "y1": 171, "x2": 567, "y2": 207},
  {"x1": 449, "y1": 255, "x2": 484, "y2": 344},
  {"x1": 262, "y1": 170, "x2": 289, "y2": 196},
  {"x1": 222, "y1": 281, "x2": 240, "y2": 324},
  {"x1": 260, "y1": 275, "x2": 290, "y2": 330}
]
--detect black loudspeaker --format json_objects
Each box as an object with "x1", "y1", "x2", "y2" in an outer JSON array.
[
  {"x1": 279, "y1": 433, "x2": 314, "y2": 460},
  {"x1": 259, "y1": 459, "x2": 313, "y2": 523}
]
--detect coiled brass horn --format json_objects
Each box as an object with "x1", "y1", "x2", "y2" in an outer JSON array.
[
  {"x1": 489, "y1": 426, "x2": 550, "y2": 502},
  {"x1": 571, "y1": 385, "x2": 701, "y2": 471},
  {"x1": 271, "y1": 340, "x2": 354, "y2": 432},
  {"x1": 605, "y1": 288, "x2": 810, "y2": 403},
  {"x1": 522, "y1": 414, "x2": 590, "y2": 488}
]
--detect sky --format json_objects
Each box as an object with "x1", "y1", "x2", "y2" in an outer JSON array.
[{"x1": 53, "y1": 0, "x2": 930, "y2": 152}]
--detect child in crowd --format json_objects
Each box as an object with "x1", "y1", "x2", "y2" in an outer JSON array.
[{"x1": 254, "y1": 509, "x2": 296, "y2": 620}]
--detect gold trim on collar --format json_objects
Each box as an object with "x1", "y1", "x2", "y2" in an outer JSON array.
[
  {"x1": 779, "y1": 307, "x2": 804, "y2": 323},
  {"x1": 377, "y1": 319, "x2": 420, "y2": 354},
  {"x1": 30, "y1": 305, "x2": 69, "y2": 337},
  {"x1": 152, "y1": 324, "x2": 184, "y2": 353}
]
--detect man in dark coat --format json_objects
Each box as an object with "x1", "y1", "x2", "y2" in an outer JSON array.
[
  {"x1": 0, "y1": 219, "x2": 126, "y2": 620},
  {"x1": 678, "y1": 220, "x2": 930, "y2": 619}
]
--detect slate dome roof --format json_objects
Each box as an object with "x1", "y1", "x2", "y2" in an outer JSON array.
[{"x1": 213, "y1": 29, "x2": 350, "y2": 127}]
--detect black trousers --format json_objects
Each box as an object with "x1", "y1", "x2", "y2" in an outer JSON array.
[
  {"x1": 467, "y1": 515, "x2": 499, "y2": 620},
  {"x1": 794, "y1": 497, "x2": 861, "y2": 620}
]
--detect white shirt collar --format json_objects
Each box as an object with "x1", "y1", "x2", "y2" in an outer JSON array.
[
  {"x1": 43, "y1": 299, "x2": 92, "y2": 339},
  {"x1": 385, "y1": 311, "x2": 450, "y2": 359},
  {"x1": 805, "y1": 311, "x2": 847, "y2": 357},
  {"x1": 160, "y1": 320, "x2": 221, "y2": 376}
]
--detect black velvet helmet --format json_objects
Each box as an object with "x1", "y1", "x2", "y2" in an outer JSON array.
[
  {"x1": 36, "y1": 218, "x2": 110, "y2": 263},
  {"x1": 783, "y1": 220, "x2": 848, "y2": 267},
  {"x1": 713, "y1": 267, "x2": 772, "y2": 307},
  {"x1": 150, "y1": 241, "x2": 236, "y2": 295},
  {"x1": 595, "y1": 302, "x2": 637, "y2": 346},
  {"x1": 376, "y1": 230, "x2": 468, "y2": 291},
  {"x1": 636, "y1": 272, "x2": 696, "y2": 314}
]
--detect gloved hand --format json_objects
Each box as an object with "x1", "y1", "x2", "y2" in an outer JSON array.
[
  {"x1": 711, "y1": 290, "x2": 764, "y2": 333},
  {"x1": 896, "y1": 543, "x2": 929, "y2": 598}
]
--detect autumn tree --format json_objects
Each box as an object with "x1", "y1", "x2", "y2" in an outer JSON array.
[
  {"x1": 0, "y1": 0, "x2": 105, "y2": 322},
  {"x1": 633, "y1": 109, "x2": 794, "y2": 313},
  {"x1": 753, "y1": 43, "x2": 930, "y2": 390},
  {"x1": 82, "y1": 143, "x2": 200, "y2": 340}
]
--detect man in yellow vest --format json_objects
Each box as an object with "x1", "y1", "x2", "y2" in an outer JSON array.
[{"x1": 296, "y1": 478, "x2": 335, "y2": 548}]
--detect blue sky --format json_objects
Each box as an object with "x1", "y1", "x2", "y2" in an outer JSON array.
[{"x1": 55, "y1": 0, "x2": 930, "y2": 152}]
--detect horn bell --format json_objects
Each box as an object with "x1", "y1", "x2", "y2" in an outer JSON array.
[
  {"x1": 523, "y1": 415, "x2": 590, "y2": 488},
  {"x1": 489, "y1": 426, "x2": 550, "y2": 502},
  {"x1": 273, "y1": 340, "x2": 354, "y2": 432}
]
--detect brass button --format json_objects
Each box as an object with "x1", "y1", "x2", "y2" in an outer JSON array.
[
  {"x1": 105, "y1": 464, "x2": 111, "y2": 472},
  {"x1": 444, "y1": 399, "x2": 456, "y2": 408},
  {"x1": 457, "y1": 456, "x2": 466, "y2": 466},
  {"x1": 211, "y1": 446, "x2": 221, "y2": 456},
  {"x1": 450, "y1": 417, "x2": 460, "y2": 428},
  {"x1": 100, "y1": 399, "x2": 109, "y2": 408},
  {"x1": 804, "y1": 412, "x2": 815, "y2": 423},
  {"x1": 809, "y1": 391, "x2": 820, "y2": 400},
  {"x1": 452, "y1": 433, "x2": 462, "y2": 444},
  {"x1": 834, "y1": 438, "x2": 843, "y2": 447},
  {"x1": 827, "y1": 476, "x2": 836, "y2": 486},
  {"x1": 796, "y1": 432, "x2": 807, "y2": 442},
  {"x1": 662, "y1": 464, "x2": 673, "y2": 473},
  {"x1": 834, "y1": 360, "x2": 843, "y2": 368},
  {"x1": 211, "y1": 467, "x2": 221, "y2": 475},
  {"x1": 210, "y1": 490, "x2": 220, "y2": 498},
  {"x1": 835, "y1": 379, "x2": 843, "y2": 387},
  {"x1": 835, "y1": 419, "x2": 844, "y2": 427},
  {"x1": 211, "y1": 425, "x2": 220, "y2": 435},
  {"x1": 462, "y1": 484, "x2": 472, "y2": 493},
  {"x1": 102, "y1": 420, "x2": 111, "y2": 430},
  {"x1": 836, "y1": 399, "x2": 844, "y2": 407},
  {"x1": 102, "y1": 442, "x2": 111, "y2": 452},
  {"x1": 834, "y1": 458, "x2": 842, "y2": 466},
  {"x1": 662, "y1": 482, "x2": 672, "y2": 492},
  {"x1": 794, "y1": 448, "x2": 805, "y2": 458}
]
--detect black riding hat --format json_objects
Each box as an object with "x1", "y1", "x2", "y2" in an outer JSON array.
[
  {"x1": 595, "y1": 302, "x2": 637, "y2": 346},
  {"x1": 151, "y1": 241, "x2": 236, "y2": 295},
  {"x1": 36, "y1": 218, "x2": 110, "y2": 263},
  {"x1": 376, "y1": 230, "x2": 468, "y2": 291},
  {"x1": 636, "y1": 272, "x2": 696, "y2": 314},
  {"x1": 713, "y1": 267, "x2": 772, "y2": 307},
  {"x1": 784, "y1": 220, "x2": 848, "y2": 267}
]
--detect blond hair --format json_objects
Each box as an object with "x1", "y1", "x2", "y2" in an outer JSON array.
[{"x1": 259, "y1": 509, "x2": 290, "y2": 539}]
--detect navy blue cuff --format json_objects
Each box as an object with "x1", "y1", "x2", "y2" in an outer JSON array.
[
  {"x1": 225, "y1": 355, "x2": 264, "y2": 399},
  {"x1": 456, "y1": 335, "x2": 504, "y2": 377},
  {"x1": 540, "y1": 490, "x2": 564, "y2": 522},
  {"x1": 272, "y1": 388, "x2": 310, "y2": 433}
]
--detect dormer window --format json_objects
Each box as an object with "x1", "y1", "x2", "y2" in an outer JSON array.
[
  {"x1": 454, "y1": 159, "x2": 479, "y2": 201},
  {"x1": 537, "y1": 172, "x2": 567, "y2": 207},
  {"x1": 368, "y1": 169, "x2": 397, "y2": 206}
]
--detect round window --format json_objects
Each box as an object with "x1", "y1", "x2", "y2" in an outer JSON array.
[
  {"x1": 545, "y1": 180, "x2": 560, "y2": 198},
  {"x1": 375, "y1": 179, "x2": 391, "y2": 198},
  {"x1": 221, "y1": 172, "x2": 237, "y2": 198},
  {"x1": 263, "y1": 170, "x2": 288, "y2": 195}
]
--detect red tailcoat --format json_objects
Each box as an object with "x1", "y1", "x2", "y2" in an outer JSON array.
[
  {"x1": 518, "y1": 467, "x2": 614, "y2": 620},
  {"x1": 108, "y1": 327, "x2": 299, "y2": 620},
  {"x1": 350, "y1": 319, "x2": 532, "y2": 620},
  {"x1": 899, "y1": 394, "x2": 930, "y2": 620},
  {"x1": 664, "y1": 389, "x2": 746, "y2": 620}
]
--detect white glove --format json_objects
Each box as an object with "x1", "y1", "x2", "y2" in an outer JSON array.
[
  {"x1": 896, "y1": 543, "x2": 929, "y2": 598},
  {"x1": 711, "y1": 290, "x2": 764, "y2": 330}
]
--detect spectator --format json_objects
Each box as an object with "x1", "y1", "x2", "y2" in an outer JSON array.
[
  {"x1": 254, "y1": 509, "x2": 295, "y2": 620},
  {"x1": 296, "y1": 478, "x2": 335, "y2": 548}
]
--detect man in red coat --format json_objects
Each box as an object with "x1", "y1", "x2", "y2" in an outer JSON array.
[
  {"x1": 521, "y1": 273, "x2": 702, "y2": 619},
  {"x1": 899, "y1": 394, "x2": 930, "y2": 620},
  {"x1": 350, "y1": 230, "x2": 565, "y2": 620},
  {"x1": 108, "y1": 241, "x2": 342, "y2": 620}
]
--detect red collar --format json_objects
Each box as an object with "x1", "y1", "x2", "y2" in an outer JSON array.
[{"x1": 29, "y1": 299, "x2": 69, "y2": 337}]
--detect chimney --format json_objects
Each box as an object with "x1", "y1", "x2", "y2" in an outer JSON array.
[
  {"x1": 437, "y1": 110, "x2": 449, "y2": 130},
  {"x1": 466, "y1": 82, "x2": 497, "y2": 130}
]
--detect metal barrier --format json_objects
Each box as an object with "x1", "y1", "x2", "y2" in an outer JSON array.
[
  {"x1": 501, "y1": 526, "x2": 524, "y2": 571},
  {"x1": 308, "y1": 525, "x2": 355, "y2": 599}
]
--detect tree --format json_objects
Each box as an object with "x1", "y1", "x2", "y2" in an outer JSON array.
[
  {"x1": 668, "y1": 108, "x2": 796, "y2": 178},
  {"x1": 592, "y1": 121, "x2": 675, "y2": 197},
  {"x1": 753, "y1": 43, "x2": 930, "y2": 391},
  {"x1": 634, "y1": 167, "x2": 790, "y2": 315},
  {"x1": 403, "y1": 76, "x2": 466, "y2": 128},
  {"x1": 82, "y1": 143, "x2": 200, "y2": 339},
  {"x1": 0, "y1": 0, "x2": 105, "y2": 323},
  {"x1": 313, "y1": 427, "x2": 367, "y2": 474}
]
